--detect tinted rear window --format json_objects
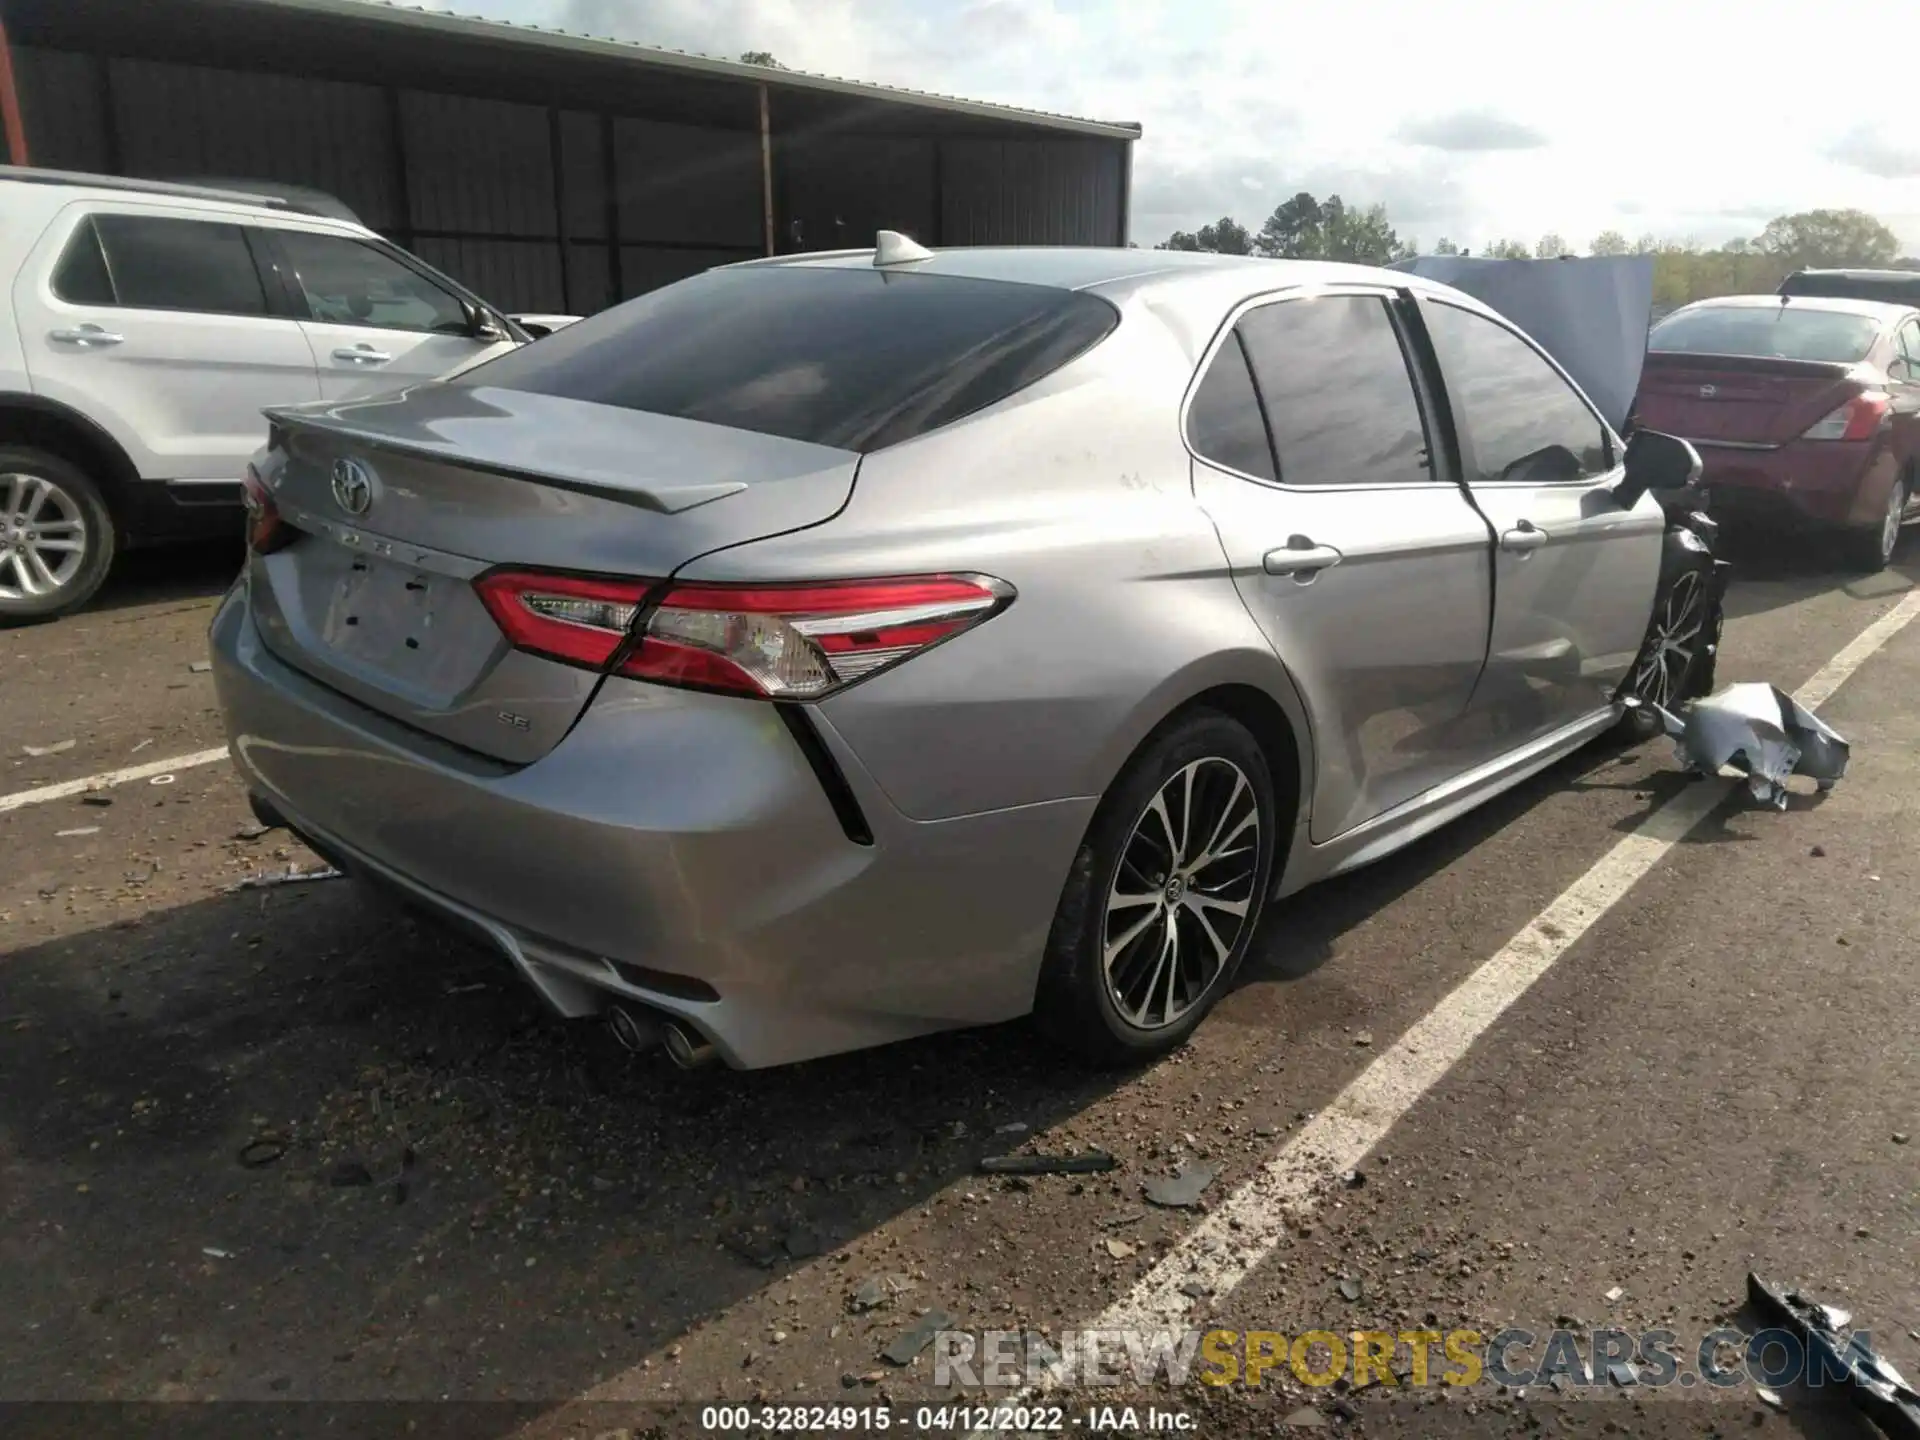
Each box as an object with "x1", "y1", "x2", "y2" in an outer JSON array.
[
  {"x1": 457, "y1": 265, "x2": 1119, "y2": 452},
  {"x1": 1649, "y1": 306, "x2": 1882, "y2": 364}
]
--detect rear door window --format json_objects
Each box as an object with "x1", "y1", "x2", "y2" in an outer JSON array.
[
  {"x1": 86, "y1": 214, "x2": 269, "y2": 316},
  {"x1": 1186, "y1": 335, "x2": 1277, "y2": 481},
  {"x1": 1422, "y1": 299, "x2": 1611, "y2": 486},
  {"x1": 50, "y1": 219, "x2": 115, "y2": 305},
  {"x1": 1233, "y1": 293, "x2": 1432, "y2": 488},
  {"x1": 458, "y1": 265, "x2": 1119, "y2": 453},
  {"x1": 1896, "y1": 319, "x2": 1920, "y2": 380}
]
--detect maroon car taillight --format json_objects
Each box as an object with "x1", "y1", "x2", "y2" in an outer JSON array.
[
  {"x1": 1801, "y1": 391, "x2": 1890, "y2": 442},
  {"x1": 241, "y1": 464, "x2": 292, "y2": 554},
  {"x1": 473, "y1": 570, "x2": 1013, "y2": 700}
]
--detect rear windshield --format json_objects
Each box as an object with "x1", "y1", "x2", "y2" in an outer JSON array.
[
  {"x1": 1649, "y1": 305, "x2": 1881, "y2": 364},
  {"x1": 1780, "y1": 272, "x2": 1920, "y2": 305},
  {"x1": 456, "y1": 265, "x2": 1119, "y2": 453}
]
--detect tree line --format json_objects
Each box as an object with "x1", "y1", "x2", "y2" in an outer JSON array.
[{"x1": 1159, "y1": 195, "x2": 1919, "y2": 309}]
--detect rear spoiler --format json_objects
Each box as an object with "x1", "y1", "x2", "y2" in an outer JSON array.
[
  {"x1": 264, "y1": 388, "x2": 753, "y2": 515},
  {"x1": 1641, "y1": 351, "x2": 1857, "y2": 380}
]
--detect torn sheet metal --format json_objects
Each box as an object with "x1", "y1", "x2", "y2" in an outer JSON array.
[
  {"x1": 1747, "y1": 1273, "x2": 1920, "y2": 1440},
  {"x1": 1650, "y1": 682, "x2": 1849, "y2": 808}
]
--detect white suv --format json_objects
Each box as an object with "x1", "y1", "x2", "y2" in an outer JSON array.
[{"x1": 0, "y1": 167, "x2": 538, "y2": 620}]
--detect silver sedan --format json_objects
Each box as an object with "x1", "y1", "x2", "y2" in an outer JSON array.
[{"x1": 212, "y1": 243, "x2": 1710, "y2": 1069}]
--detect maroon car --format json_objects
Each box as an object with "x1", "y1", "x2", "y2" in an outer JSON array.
[{"x1": 1634, "y1": 295, "x2": 1920, "y2": 569}]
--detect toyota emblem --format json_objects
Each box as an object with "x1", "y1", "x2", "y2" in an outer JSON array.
[
  {"x1": 1698, "y1": 384, "x2": 1718, "y2": 399},
  {"x1": 331, "y1": 457, "x2": 374, "y2": 516}
]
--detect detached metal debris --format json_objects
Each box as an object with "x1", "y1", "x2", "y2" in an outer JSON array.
[
  {"x1": 1747, "y1": 1273, "x2": 1920, "y2": 1440},
  {"x1": 1650, "y1": 683, "x2": 1850, "y2": 809},
  {"x1": 227, "y1": 865, "x2": 345, "y2": 891}
]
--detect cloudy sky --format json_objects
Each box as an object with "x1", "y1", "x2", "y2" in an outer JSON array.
[{"x1": 420, "y1": 0, "x2": 1920, "y2": 255}]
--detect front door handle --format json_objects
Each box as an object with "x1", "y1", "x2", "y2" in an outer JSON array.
[
  {"x1": 1499, "y1": 521, "x2": 1548, "y2": 556},
  {"x1": 332, "y1": 345, "x2": 393, "y2": 365},
  {"x1": 1263, "y1": 538, "x2": 1344, "y2": 580},
  {"x1": 49, "y1": 324, "x2": 124, "y2": 347}
]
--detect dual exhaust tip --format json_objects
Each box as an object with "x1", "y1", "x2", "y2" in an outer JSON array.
[{"x1": 606, "y1": 1003, "x2": 716, "y2": 1069}]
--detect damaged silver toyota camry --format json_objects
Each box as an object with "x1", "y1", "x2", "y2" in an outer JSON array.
[{"x1": 211, "y1": 239, "x2": 1721, "y2": 1070}]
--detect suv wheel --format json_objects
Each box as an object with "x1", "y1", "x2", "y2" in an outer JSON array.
[
  {"x1": 1843, "y1": 476, "x2": 1909, "y2": 573},
  {"x1": 0, "y1": 447, "x2": 116, "y2": 623},
  {"x1": 1035, "y1": 710, "x2": 1278, "y2": 1066}
]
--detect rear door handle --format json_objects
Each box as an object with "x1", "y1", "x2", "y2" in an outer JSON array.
[
  {"x1": 1499, "y1": 521, "x2": 1548, "y2": 555},
  {"x1": 332, "y1": 345, "x2": 392, "y2": 365},
  {"x1": 1263, "y1": 539, "x2": 1344, "y2": 579},
  {"x1": 49, "y1": 324, "x2": 124, "y2": 347}
]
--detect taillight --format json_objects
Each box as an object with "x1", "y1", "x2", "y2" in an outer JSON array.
[
  {"x1": 241, "y1": 464, "x2": 292, "y2": 554},
  {"x1": 473, "y1": 570, "x2": 1013, "y2": 699},
  {"x1": 1801, "y1": 391, "x2": 1890, "y2": 442},
  {"x1": 473, "y1": 571, "x2": 646, "y2": 669}
]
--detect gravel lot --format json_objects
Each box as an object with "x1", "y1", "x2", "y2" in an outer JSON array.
[{"x1": 2, "y1": 534, "x2": 1915, "y2": 1440}]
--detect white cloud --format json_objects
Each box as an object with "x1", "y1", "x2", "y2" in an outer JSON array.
[
  {"x1": 417, "y1": 0, "x2": 1920, "y2": 256},
  {"x1": 1397, "y1": 111, "x2": 1547, "y2": 153}
]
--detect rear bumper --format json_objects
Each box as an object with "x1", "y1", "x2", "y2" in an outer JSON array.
[
  {"x1": 1694, "y1": 439, "x2": 1896, "y2": 531},
  {"x1": 209, "y1": 588, "x2": 1093, "y2": 1068}
]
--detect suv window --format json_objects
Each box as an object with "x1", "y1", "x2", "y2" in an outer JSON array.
[
  {"x1": 1422, "y1": 300, "x2": 1610, "y2": 486},
  {"x1": 272, "y1": 231, "x2": 472, "y2": 335},
  {"x1": 75, "y1": 214, "x2": 268, "y2": 316},
  {"x1": 1187, "y1": 334, "x2": 1277, "y2": 481},
  {"x1": 1235, "y1": 294, "x2": 1431, "y2": 488},
  {"x1": 50, "y1": 219, "x2": 115, "y2": 305},
  {"x1": 460, "y1": 265, "x2": 1120, "y2": 453}
]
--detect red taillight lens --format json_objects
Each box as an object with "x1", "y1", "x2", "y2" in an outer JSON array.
[
  {"x1": 473, "y1": 570, "x2": 1013, "y2": 699},
  {"x1": 473, "y1": 570, "x2": 650, "y2": 669},
  {"x1": 1801, "y1": 391, "x2": 1890, "y2": 442},
  {"x1": 241, "y1": 465, "x2": 292, "y2": 554}
]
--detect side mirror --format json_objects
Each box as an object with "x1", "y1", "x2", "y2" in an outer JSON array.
[
  {"x1": 464, "y1": 301, "x2": 506, "y2": 342},
  {"x1": 1614, "y1": 428, "x2": 1701, "y2": 510}
]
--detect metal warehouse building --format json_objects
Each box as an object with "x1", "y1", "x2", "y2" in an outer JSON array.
[{"x1": 0, "y1": 0, "x2": 1139, "y2": 315}]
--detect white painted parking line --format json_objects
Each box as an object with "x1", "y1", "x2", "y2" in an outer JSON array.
[
  {"x1": 1081, "y1": 584, "x2": 1920, "y2": 1350},
  {"x1": 0, "y1": 747, "x2": 230, "y2": 814}
]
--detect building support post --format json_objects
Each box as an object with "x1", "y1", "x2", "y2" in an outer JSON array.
[
  {"x1": 0, "y1": 14, "x2": 25, "y2": 166},
  {"x1": 759, "y1": 82, "x2": 775, "y2": 256}
]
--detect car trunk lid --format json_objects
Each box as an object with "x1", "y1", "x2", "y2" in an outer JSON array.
[
  {"x1": 246, "y1": 383, "x2": 860, "y2": 764},
  {"x1": 1636, "y1": 352, "x2": 1863, "y2": 445}
]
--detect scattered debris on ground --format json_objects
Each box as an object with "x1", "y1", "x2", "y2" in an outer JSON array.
[
  {"x1": 23, "y1": 739, "x2": 76, "y2": 757},
  {"x1": 881, "y1": 1308, "x2": 953, "y2": 1366},
  {"x1": 228, "y1": 865, "x2": 344, "y2": 891},
  {"x1": 1144, "y1": 1161, "x2": 1216, "y2": 1209},
  {"x1": 976, "y1": 1150, "x2": 1116, "y2": 1176},
  {"x1": 1747, "y1": 1272, "x2": 1920, "y2": 1439},
  {"x1": 1653, "y1": 682, "x2": 1851, "y2": 808},
  {"x1": 850, "y1": 1274, "x2": 915, "y2": 1313}
]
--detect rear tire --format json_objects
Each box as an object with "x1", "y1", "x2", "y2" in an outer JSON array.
[
  {"x1": 1033, "y1": 710, "x2": 1279, "y2": 1067},
  {"x1": 1842, "y1": 475, "x2": 1908, "y2": 573},
  {"x1": 0, "y1": 447, "x2": 116, "y2": 623}
]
